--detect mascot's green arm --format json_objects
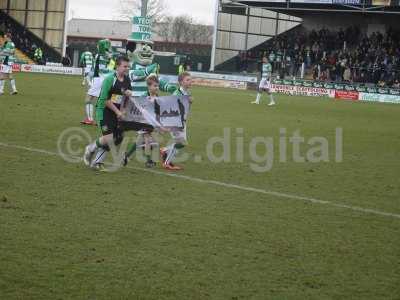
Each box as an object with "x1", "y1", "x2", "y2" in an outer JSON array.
[
  {"x1": 159, "y1": 79, "x2": 178, "y2": 94},
  {"x1": 129, "y1": 63, "x2": 159, "y2": 82}
]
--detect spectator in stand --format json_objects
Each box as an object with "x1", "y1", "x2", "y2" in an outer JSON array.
[
  {"x1": 62, "y1": 55, "x2": 71, "y2": 67},
  {"x1": 178, "y1": 62, "x2": 184, "y2": 75},
  {"x1": 34, "y1": 47, "x2": 43, "y2": 64},
  {"x1": 275, "y1": 49, "x2": 283, "y2": 74},
  {"x1": 294, "y1": 54, "x2": 304, "y2": 78},
  {"x1": 268, "y1": 51, "x2": 275, "y2": 72},
  {"x1": 312, "y1": 65, "x2": 319, "y2": 81},
  {"x1": 343, "y1": 66, "x2": 352, "y2": 82}
]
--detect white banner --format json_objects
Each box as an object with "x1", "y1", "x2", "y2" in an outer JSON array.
[
  {"x1": 0, "y1": 64, "x2": 13, "y2": 74},
  {"x1": 291, "y1": 0, "x2": 332, "y2": 3},
  {"x1": 359, "y1": 93, "x2": 400, "y2": 104},
  {"x1": 271, "y1": 84, "x2": 335, "y2": 98},
  {"x1": 191, "y1": 77, "x2": 247, "y2": 90},
  {"x1": 190, "y1": 71, "x2": 257, "y2": 83},
  {"x1": 21, "y1": 64, "x2": 82, "y2": 76},
  {"x1": 160, "y1": 73, "x2": 248, "y2": 90},
  {"x1": 121, "y1": 95, "x2": 191, "y2": 128},
  {"x1": 159, "y1": 74, "x2": 178, "y2": 84}
]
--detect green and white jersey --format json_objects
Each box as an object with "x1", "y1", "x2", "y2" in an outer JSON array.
[
  {"x1": 130, "y1": 63, "x2": 149, "y2": 97},
  {"x1": 172, "y1": 87, "x2": 190, "y2": 124},
  {"x1": 80, "y1": 51, "x2": 93, "y2": 68},
  {"x1": 261, "y1": 63, "x2": 272, "y2": 79},
  {"x1": 173, "y1": 87, "x2": 190, "y2": 96},
  {"x1": 1, "y1": 41, "x2": 16, "y2": 65},
  {"x1": 161, "y1": 78, "x2": 178, "y2": 94},
  {"x1": 93, "y1": 54, "x2": 111, "y2": 78},
  {"x1": 128, "y1": 63, "x2": 177, "y2": 97}
]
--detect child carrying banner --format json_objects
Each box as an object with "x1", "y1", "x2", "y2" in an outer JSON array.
[
  {"x1": 160, "y1": 72, "x2": 193, "y2": 171},
  {"x1": 121, "y1": 75, "x2": 163, "y2": 168}
]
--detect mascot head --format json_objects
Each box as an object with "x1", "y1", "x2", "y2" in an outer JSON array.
[
  {"x1": 126, "y1": 16, "x2": 154, "y2": 66},
  {"x1": 97, "y1": 39, "x2": 112, "y2": 58},
  {"x1": 126, "y1": 41, "x2": 154, "y2": 66}
]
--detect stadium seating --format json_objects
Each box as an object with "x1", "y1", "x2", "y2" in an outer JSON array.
[
  {"x1": 0, "y1": 10, "x2": 62, "y2": 64},
  {"x1": 221, "y1": 24, "x2": 400, "y2": 87},
  {"x1": 215, "y1": 24, "x2": 302, "y2": 73},
  {"x1": 0, "y1": 35, "x2": 34, "y2": 64}
]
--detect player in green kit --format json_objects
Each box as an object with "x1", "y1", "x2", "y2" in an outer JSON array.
[
  {"x1": 83, "y1": 55, "x2": 132, "y2": 171},
  {"x1": 79, "y1": 47, "x2": 94, "y2": 87},
  {"x1": 0, "y1": 33, "x2": 18, "y2": 95},
  {"x1": 81, "y1": 39, "x2": 112, "y2": 126},
  {"x1": 252, "y1": 56, "x2": 276, "y2": 106}
]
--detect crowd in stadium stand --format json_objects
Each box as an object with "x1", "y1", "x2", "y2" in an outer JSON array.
[
  {"x1": 2, "y1": 15, "x2": 400, "y2": 88},
  {"x1": 242, "y1": 26, "x2": 400, "y2": 88},
  {"x1": 1, "y1": 19, "x2": 45, "y2": 64}
]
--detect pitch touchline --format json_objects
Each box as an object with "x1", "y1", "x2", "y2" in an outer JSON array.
[{"x1": 1, "y1": 142, "x2": 400, "y2": 220}]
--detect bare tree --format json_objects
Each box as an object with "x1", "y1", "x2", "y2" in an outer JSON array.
[
  {"x1": 153, "y1": 14, "x2": 214, "y2": 45},
  {"x1": 169, "y1": 15, "x2": 213, "y2": 44},
  {"x1": 118, "y1": 0, "x2": 167, "y2": 21},
  {"x1": 171, "y1": 15, "x2": 193, "y2": 43},
  {"x1": 155, "y1": 16, "x2": 174, "y2": 42},
  {"x1": 191, "y1": 24, "x2": 214, "y2": 44}
]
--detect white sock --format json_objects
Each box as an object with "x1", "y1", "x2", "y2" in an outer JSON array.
[
  {"x1": 89, "y1": 103, "x2": 94, "y2": 121},
  {"x1": 92, "y1": 148, "x2": 107, "y2": 166},
  {"x1": 136, "y1": 133, "x2": 145, "y2": 149},
  {"x1": 85, "y1": 103, "x2": 93, "y2": 120},
  {"x1": 0, "y1": 80, "x2": 4, "y2": 93},
  {"x1": 269, "y1": 94, "x2": 275, "y2": 104},
  {"x1": 10, "y1": 79, "x2": 16, "y2": 92},
  {"x1": 255, "y1": 93, "x2": 261, "y2": 104},
  {"x1": 164, "y1": 144, "x2": 174, "y2": 156},
  {"x1": 88, "y1": 141, "x2": 98, "y2": 153},
  {"x1": 85, "y1": 103, "x2": 90, "y2": 120},
  {"x1": 165, "y1": 144, "x2": 177, "y2": 165}
]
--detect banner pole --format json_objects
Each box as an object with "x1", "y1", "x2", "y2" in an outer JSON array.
[
  {"x1": 210, "y1": 0, "x2": 219, "y2": 72},
  {"x1": 141, "y1": 0, "x2": 148, "y2": 17}
]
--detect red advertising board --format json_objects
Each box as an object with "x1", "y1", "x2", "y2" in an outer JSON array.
[
  {"x1": 12, "y1": 64, "x2": 21, "y2": 72},
  {"x1": 0, "y1": 64, "x2": 20, "y2": 73},
  {"x1": 335, "y1": 90, "x2": 359, "y2": 101}
]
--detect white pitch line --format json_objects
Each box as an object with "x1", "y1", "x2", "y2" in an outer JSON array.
[{"x1": 1, "y1": 141, "x2": 400, "y2": 220}]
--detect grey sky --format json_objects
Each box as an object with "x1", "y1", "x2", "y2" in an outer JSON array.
[{"x1": 69, "y1": 0, "x2": 215, "y2": 25}]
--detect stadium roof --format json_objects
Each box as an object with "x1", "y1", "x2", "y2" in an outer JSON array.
[
  {"x1": 68, "y1": 19, "x2": 131, "y2": 40},
  {"x1": 67, "y1": 19, "x2": 163, "y2": 41},
  {"x1": 224, "y1": 0, "x2": 400, "y2": 14},
  {"x1": 68, "y1": 19, "x2": 213, "y2": 44}
]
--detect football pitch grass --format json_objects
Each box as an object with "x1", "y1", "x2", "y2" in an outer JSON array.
[{"x1": 0, "y1": 73, "x2": 399, "y2": 299}]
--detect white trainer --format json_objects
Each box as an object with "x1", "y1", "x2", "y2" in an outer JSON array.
[{"x1": 83, "y1": 146, "x2": 94, "y2": 166}]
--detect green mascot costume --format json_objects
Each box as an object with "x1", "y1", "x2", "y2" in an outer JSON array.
[
  {"x1": 126, "y1": 16, "x2": 176, "y2": 96},
  {"x1": 123, "y1": 16, "x2": 177, "y2": 167},
  {"x1": 82, "y1": 39, "x2": 113, "y2": 125}
]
